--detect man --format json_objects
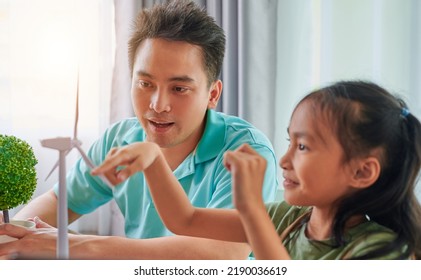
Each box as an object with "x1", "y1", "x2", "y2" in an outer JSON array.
[{"x1": 0, "y1": 0, "x2": 277, "y2": 259}]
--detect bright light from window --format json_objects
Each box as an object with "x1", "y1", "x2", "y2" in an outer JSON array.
[
  {"x1": 7, "y1": 0, "x2": 87, "y2": 131},
  {"x1": 34, "y1": 24, "x2": 79, "y2": 80},
  {"x1": 1, "y1": 0, "x2": 113, "y2": 202}
]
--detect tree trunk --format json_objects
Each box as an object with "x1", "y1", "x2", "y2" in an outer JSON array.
[{"x1": 2, "y1": 209, "x2": 10, "y2": 223}]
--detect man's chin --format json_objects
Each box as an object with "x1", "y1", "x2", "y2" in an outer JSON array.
[{"x1": 147, "y1": 137, "x2": 176, "y2": 148}]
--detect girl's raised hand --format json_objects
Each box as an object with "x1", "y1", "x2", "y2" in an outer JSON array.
[
  {"x1": 223, "y1": 144, "x2": 267, "y2": 213},
  {"x1": 91, "y1": 142, "x2": 161, "y2": 185}
]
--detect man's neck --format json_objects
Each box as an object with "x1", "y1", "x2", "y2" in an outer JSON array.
[
  {"x1": 160, "y1": 144, "x2": 196, "y2": 171},
  {"x1": 158, "y1": 118, "x2": 206, "y2": 171}
]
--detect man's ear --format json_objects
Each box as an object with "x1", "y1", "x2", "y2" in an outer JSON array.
[
  {"x1": 349, "y1": 157, "x2": 381, "y2": 189},
  {"x1": 207, "y1": 80, "x2": 222, "y2": 109}
]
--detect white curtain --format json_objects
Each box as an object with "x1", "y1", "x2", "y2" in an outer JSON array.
[
  {"x1": 103, "y1": 0, "x2": 421, "y2": 235},
  {"x1": 1, "y1": 0, "x2": 114, "y2": 234}
]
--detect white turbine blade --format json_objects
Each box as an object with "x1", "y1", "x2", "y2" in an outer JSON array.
[
  {"x1": 71, "y1": 70, "x2": 112, "y2": 188},
  {"x1": 73, "y1": 141, "x2": 114, "y2": 188},
  {"x1": 45, "y1": 159, "x2": 60, "y2": 181},
  {"x1": 44, "y1": 148, "x2": 74, "y2": 181},
  {"x1": 73, "y1": 71, "x2": 79, "y2": 140}
]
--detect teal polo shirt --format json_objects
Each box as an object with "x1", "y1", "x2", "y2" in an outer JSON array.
[{"x1": 55, "y1": 109, "x2": 278, "y2": 239}]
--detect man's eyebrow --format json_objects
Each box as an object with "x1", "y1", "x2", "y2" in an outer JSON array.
[
  {"x1": 135, "y1": 71, "x2": 195, "y2": 83},
  {"x1": 168, "y1": 75, "x2": 195, "y2": 83},
  {"x1": 136, "y1": 70, "x2": 153, "y2": 78}
]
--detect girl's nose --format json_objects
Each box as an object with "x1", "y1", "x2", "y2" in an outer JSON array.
[{"x1": 279, "y1": 152, "x2": 291, "y2": 170}]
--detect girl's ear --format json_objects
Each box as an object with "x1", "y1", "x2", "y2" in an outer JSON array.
[{"x1": 349, "y1": 157, "x2": 381, "y2": 189}]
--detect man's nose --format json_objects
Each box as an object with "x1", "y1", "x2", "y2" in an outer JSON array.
[{"x1": 149, "y1": 90, "x2": 171, "y2": 113}]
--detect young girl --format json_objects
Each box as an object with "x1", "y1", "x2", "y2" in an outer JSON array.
[{"x1": 92, "y1": 80, "x2": 421, "y2": 259}]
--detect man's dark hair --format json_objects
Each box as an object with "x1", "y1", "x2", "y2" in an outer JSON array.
[{"x1": 128, "y1": 0, "x2": 225, "y2": 85}]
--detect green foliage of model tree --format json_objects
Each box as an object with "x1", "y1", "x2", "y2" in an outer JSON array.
[{"x1": 0, "y1": 134, "x2": 38, "y2": 223}]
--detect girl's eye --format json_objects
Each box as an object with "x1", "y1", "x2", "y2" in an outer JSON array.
[
  {"x1": 286, "y1": 138, "x2": 291, "y2": 147},
  {"x1": 298, "y1": 144, "x2": 306, "y2": 151}
]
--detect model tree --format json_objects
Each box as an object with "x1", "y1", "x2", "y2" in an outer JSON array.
[{"x1": 0, "y1": 134, "x2": 38, "y2": 223}]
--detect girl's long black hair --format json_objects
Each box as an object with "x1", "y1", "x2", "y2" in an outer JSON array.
[{"x1": 300, "y1": 81, "x2": 421, "y2": 259}]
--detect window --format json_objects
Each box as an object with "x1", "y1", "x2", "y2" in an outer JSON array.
[{"x1": 0, "y1": 0, "x2": 114, "y2": 216}]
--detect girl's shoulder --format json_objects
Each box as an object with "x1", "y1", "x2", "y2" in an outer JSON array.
[
  {"x1": 265, "y1": 200, "x2": 309, "y2": 216},
  {"x1": 347, "y1": 221, "x2": 397, "y2": 245},
  {"x1": 342, "y1": 221, "x2": 404, "y2": 259},
  {"x1": 265, "y1": 201, "x2": 310, "y2": 234}
]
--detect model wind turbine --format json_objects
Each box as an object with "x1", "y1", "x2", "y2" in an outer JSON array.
[{"x1": 41, "y1": 73, "x2": 112, "y2": 259}]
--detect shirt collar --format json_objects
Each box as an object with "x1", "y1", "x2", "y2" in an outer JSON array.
[
  {"x1": 121, "y1": 109, "x2": 226, "y2": 163},
  {"x1": 195, "y1": 109, "x2": 226, "y2": 164},
  {"x1": 122, "y1": 118, "x2": 146, "y2": 145}
]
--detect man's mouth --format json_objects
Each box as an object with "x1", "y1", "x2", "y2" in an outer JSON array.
[
  {"x1": 148, "y1": 119, "x2": 175, "y2": 130},
  {"x1": 150, "y1": 120, "x2": 173, "y2": 127}
]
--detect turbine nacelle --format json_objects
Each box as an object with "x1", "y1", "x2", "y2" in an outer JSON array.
[{"x1": 40, "y1": 137, "x2": 75, "y2": 151}]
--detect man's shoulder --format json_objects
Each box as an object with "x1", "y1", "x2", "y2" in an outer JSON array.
[
  {"x1": 215, "y1": 111, "x2": 272, "y2": 146},
  {"x1": 215, "y1": 111, "x2": 253, "y2": 127},
  {"x1": 109, "y1": 117, "x2": 141, "y2": 129},
  {"x1": 104, "y1": 117, "x2": 144, "y2": 142}
]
